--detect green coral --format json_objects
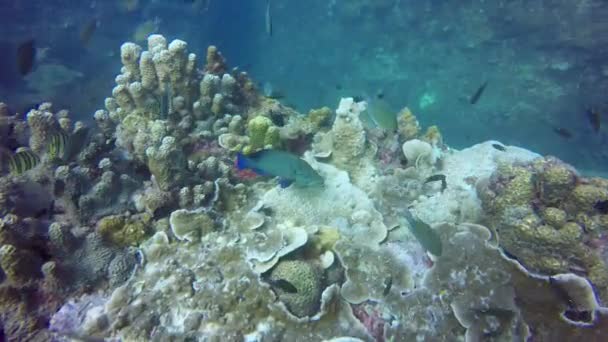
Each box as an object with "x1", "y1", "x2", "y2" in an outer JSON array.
[
  {"x1": 98, "y1": 214, "x2": 152, "y2": 247},
  {"x1": 269, "y1": 260, "x2": 323, "y2": 317},
  {"x1": 541, "y1": 207, "x2": 567, "y2": 228},
  {"x1": 243, "y1": 115, "x2": 280, "y2": 154}
]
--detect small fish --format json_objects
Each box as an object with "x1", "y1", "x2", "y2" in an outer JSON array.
[
  {"x1": 8, "y1": 150, "x2": 40, "y2": 174},
  {"x1": 362, "y1": 97, "x2": 397, "y2": 130},
  {"x1": 48, "y1": 128, "x2": 89, "y2": 162},
  {"x1": 16, "y1": 39, "x2": 36, "y2": 76},
  {"x1": 236, "y1": 149, "x2": 324, "y2": 188},
  {"x1": 269, "y1": 278, "x2": 297, "y2": 293},
  {"x1": 553, "y1": 127, "x2": 573, "y2": 139},
  {"x1": 80, "y1": 19, "x2": 98, "y2": 46},
  {"x1": 586, "y1": 108, "x2": 601, "y2": 133},
  {"x1": 382, "y1": 276, "x2": 393, "y2": 296},
  {"x1": 133, "y1": 19, "x2": 159, "y2": 42},
  {"x1": 594, "y1": 200, "x2": 608, "y2": 214},
  {"x1": 491, "y1": 143, "x2": 506, "y2": 151},
  {"x1": 262, "y1": 82, "x2": 285, "y2": 99},
  {"x1": 403, "y1": 209, "x2": 443, "y2": 256},
  {"x1": 424, "y1": 174, "x2": 447, "y2": 193},
  {"x1": 265, "y1": 0, "x2": 273, "y2": 37},
  {"x1": 470, "y1": 81, "x2": 488, "y2": 105},
  {"x1": 159, "y1": 82, "x2": 172, "y2": 119},
  {"x1": 48, "y1": 131, "x2": 70, "y2": 161},
  {"x1": 119, "y1": 0, "x2": 139, "y2": 12}
]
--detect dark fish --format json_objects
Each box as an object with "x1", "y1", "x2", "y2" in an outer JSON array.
[
  {"x1": 586, "y1": 108, "x2": 601, "y2": 133},
  {"x1": 80, "y1": 19, "x2": 98, "y2": 46},
  {"x1": 265, "y1": 0, "x2": 273, "y2": 37},
  {"x1": 403, "y1": 209, "x2": 443, "y2": 256},
  {"x1": 594, "y1": 200, "x2": 608, "y2": 214},
  {"x1": 469, "y1": 81, "x2": 488, "y2": 105},
  {"x1": 16, "y1": 39, "x2": 36, "y2": 76},
  {"x1": 382, "y1": 276, "x2": 393, "y2": 296},
  {"x1": 491, "y1": 143, "x2": 506, "y2": 151},
  {"x1": 335, "y1": 84, "x2": 342, "y2": 90},
  {"x1": 424, "y1": 174, "x2": 447, "y2": 193},
  {"x1": 8, "y1": 150, "x2": 40, "y2": 174},
  {"x1": 270, "y1": 278, "x2": 297, "y2": 293},
  {"x1": 553, "y1": 127, "x2": 573, "y2": 139}
]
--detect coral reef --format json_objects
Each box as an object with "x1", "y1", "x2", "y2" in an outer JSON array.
[
  {"x1": 478, "y1": 155, "x2": 608, "y2": 302},
  {"x1": 3, "y1": 32, "x2": 608, "y2": 342}
]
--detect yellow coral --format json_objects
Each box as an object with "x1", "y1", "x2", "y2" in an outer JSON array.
[
  {"x1": 396, "y1": 107, "x2": 419, "y2": 141},
  {"x1": 423, "y1": 125, "x2": 442, "y2": 146},
  {"x1": 308, "y1": 226, "x2": 340, "y2": 256},
  {"x1": 244, "y1": 115, "x2": 280, "y2": 154},
  {"x1": 98, "y1": 214, "x2": 152, "y2": 247}
]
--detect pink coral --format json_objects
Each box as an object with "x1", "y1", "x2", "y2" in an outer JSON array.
[{"x1": 351, "y1": 302, "x2": 386, "y2": 342}]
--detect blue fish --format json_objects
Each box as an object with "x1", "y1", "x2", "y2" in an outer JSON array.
[{"x1": 236, "y1": 149, "x2": 324, "y2": 188}]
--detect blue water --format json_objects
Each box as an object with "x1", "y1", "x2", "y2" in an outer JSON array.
[{"x1": 1, "y1": 1, "x2": 606, "y2": 173}]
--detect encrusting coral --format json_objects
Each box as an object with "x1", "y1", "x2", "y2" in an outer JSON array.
[{"x1": 478, "y1": 155, "x2": 608, "y2": 302}]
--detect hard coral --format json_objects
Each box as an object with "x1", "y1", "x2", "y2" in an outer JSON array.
[
  {"x1": 97, "y1": 213, "x2": 151, "y2": 247},
  {"x1": 243, "y1": 115, "x2": 281, "y2": 154},
  {"x1": 269, "y1": 259, "x2": 323, "y2": 318},
  {"x1": 478, "y1": 156, "x2": 608, "y2": 302},
  {"x1": 396, "y1": 107, "x2": 419, "y2": 142}
]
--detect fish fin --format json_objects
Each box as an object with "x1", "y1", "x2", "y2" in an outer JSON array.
[{"x1": 279, "y1": 178, "x2": 293, "y2": 188}]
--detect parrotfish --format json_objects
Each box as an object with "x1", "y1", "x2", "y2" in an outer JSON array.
[
  {"x1": 236, "y1": 149, "x2": 324, "y2": 188},
  {"x1": 403, "y1": 209, "x2": 443, "y2": 257}
]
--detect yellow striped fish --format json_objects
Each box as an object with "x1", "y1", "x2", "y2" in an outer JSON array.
[
  {"x1": 48, "y1": 131, "x2": 70, "y2": 161},
  {"x1": 8, "y1": 150, "x2": 40, "y2": 175}
]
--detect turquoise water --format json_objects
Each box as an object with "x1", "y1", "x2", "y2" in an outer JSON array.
[{"x1": 1, "y1": 1, "x2": 606, "y2": 172}]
